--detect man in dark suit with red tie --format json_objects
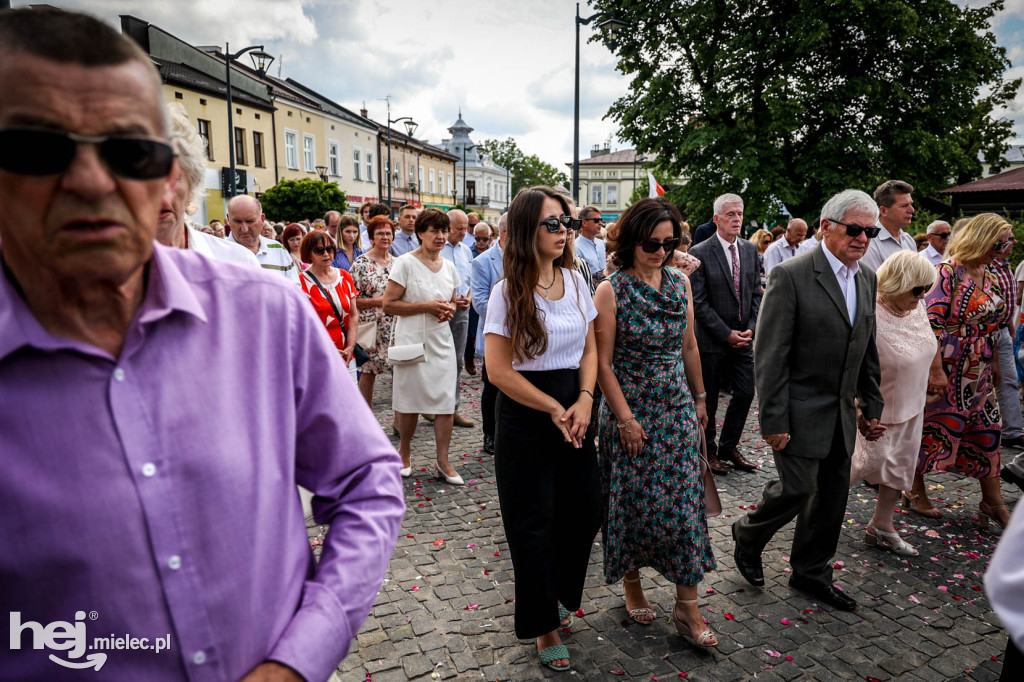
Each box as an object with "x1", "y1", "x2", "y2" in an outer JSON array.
[{"x1": 688, "y1": 193, "x2": 762, "y2": 474}]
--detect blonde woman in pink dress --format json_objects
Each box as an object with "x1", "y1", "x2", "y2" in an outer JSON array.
[{"x1": 851, "y1": 251, "x2": 943, "y2": 556}]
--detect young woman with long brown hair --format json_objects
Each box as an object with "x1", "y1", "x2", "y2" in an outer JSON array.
[{"x1": 484, "y1": 186, "x2": 602, "y2": 672}]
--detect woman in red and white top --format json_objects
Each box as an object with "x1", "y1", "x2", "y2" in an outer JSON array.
[{"x1": 300, "y1": 230, "x2": 359, "y2": 383}]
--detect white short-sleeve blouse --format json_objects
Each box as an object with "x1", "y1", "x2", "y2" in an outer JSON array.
[{"x1": 484, "y1": 268, "x2": 597, "y2": 371}]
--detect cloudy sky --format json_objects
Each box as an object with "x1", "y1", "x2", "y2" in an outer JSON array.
[{"x1": 22, "y1": 0, "x2": 1024, "y2": 169}]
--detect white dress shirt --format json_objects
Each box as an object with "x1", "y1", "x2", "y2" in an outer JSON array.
[
  {"x1": 763, "y1": 237, "x2": 801, "y2": 273},
  {"x1": 923, "y1": 243, "x2": 944, "y2": 266},
  {"x1": 441, "y1": 240, "x2": 473, "y2": 297},
  {"x1": 861, "y1": 225, "x2": 916, "y2": 272},
  {"x1": 821, "y1": 245, "x2": 859, "y2": 324},
  {"x1": 715, "y1": 232, "x2": 740, "y2": 274}
]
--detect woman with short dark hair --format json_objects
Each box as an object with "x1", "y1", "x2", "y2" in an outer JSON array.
[
  {"x1": 485, "y1": 186, "x2": 602, "y2": 672},
  {"x1": 383, "y1": 209, "x2": 463, "y2": 484},
  {"x1": 594, "y1": 197, "x2": 717, "y2": 647}
]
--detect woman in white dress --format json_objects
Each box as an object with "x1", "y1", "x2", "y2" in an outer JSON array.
[
  {"x1": 851, "y1": 250, "x2": 941, "y2": 556},
  {"x1": 383, "y1": 209, "x2": 464, "y2": 485}
]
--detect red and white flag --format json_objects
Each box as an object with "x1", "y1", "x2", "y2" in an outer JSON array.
[{"x1": 647, "y1": 170, "x2": 666, "y2": 198}]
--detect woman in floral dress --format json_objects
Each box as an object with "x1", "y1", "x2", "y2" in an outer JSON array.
[
  {"x1": 595, "y1": 197, "x2": 717, "y2": 648},
  {"x1": 907, "y1": 213, "x2": 1013, "y2": 530},
  {"x1": 351, "y1": 216, "x2": 397, "y2": 406}
]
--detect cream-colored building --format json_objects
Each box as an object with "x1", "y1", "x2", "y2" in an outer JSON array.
[
  {"x1": 571, "y1": 146, "x2": 683, "y2": 221},
  {"x1": 374, "y1": 122, "x2": 458, "y2": 213}
]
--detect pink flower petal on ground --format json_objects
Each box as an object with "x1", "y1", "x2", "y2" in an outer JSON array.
[
  {"x1": 780, "y1": 618, "x2": 790, "y2": 625},
  {"x1": 766, "y1": 650, "x2": 781, "y2": 657},
  {"x1": 938, "y1": 586, "x2": 948, "y2": 592},
  {"x1": 411, "y1": 586, "x2": 418, "y2": 591},
  {"x1": 724, "y1": 613, "x2": 735, "y2": 620},
  {"x1": 785, "y1": 656, "x2": 794, "y2": 661}
]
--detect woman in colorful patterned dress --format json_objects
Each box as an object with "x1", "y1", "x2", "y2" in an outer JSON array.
[
  {"x1": 594, "y1": 197, "x2": 717, "y2": 647},
  {"x1": 907, "y1": 214, "x2": 1013, "y2": 530},
  {"x1": 351, "y1": 216, "x2": 397, "y2": 406}
]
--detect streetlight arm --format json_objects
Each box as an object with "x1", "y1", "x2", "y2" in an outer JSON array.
[{"x1": 228, "y1": 44, "x2": 264, "y2": 61}]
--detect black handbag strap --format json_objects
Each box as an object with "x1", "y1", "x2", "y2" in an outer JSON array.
[{"x1": 305, "y1": 270, "x2": 347, "y2": 333}]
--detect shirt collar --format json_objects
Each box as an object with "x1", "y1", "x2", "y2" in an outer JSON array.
[
  {"x1": 228, "y1": 232, "x2": 267, "y2": 255},
  {"x1": 0, "y1": 243, "x2": 207, "y2": 362},
  {"x1": 716, "y1": 231, "x2": 738, "y2": 252},
  {"x1": 875, "y1": 225, "x2": 905, "y2": 244},
  {"x1": 925, "y1": 243, "x2": 942, "y2": 259},
  {"x1": 821, "y1": 243, "x2": 859, "y2": 280}
]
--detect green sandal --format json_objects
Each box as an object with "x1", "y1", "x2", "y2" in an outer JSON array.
[
  {"x1": 557, "y1": 604, "x2": 575, "y2": 632},
  {"x1": 538, "y1": 643, "x2": 570, "y2": 671}
]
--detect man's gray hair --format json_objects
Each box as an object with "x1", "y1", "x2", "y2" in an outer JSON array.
[
  {"x1": 820, "y1": 189, "x2": 878, "y2": 225},
  {"x1": 498, "y1": 212, "x2": 509, "y2": 233},
  {"x1": 227, "y1": 194, "x2": 262, "y2": 215},
  {"x1": 713, "y1": 193, "x2": 744, "y2": 216},
  {"x1": 447, "y1": 208, "x2": 467, "y2": 222},
  {"x1": 927, "y1": 220, "x2": 951, "y2": 234},
  {"x1": 167, "y1": 103, "x2": 207, "y2": 207},
  {"x1": 473, "y1": 223, "x2": 491, "y2": 238}
]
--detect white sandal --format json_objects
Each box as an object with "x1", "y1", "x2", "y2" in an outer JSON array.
[
  {"x1": 865, "y1": 525, "x2": 918, "y2": 556},
  {"x1": 672, "y1": 599, "x2": 718, "y2": 648}
]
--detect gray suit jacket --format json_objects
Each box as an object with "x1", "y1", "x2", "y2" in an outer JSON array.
[
  {"x1": 753, "y1": 247, "x2": 883, "y2": 459},
  {"x1": 689, "y1": 234, "x2": 762, "y2": 352}
]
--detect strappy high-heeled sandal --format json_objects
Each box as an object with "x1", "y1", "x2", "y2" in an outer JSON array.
[
  {"x1": 622, "y1": 575, "x2": 656, "y2": 625},
  {"x1": 979, "y1": 500, "x2": 1010, "y2": 533},
  {"x1": 901, "y1": 491, "x2": 942, "y2": 518},
  {"x1": 672, "y1": 599, "x2": 718, "y2": 648}
]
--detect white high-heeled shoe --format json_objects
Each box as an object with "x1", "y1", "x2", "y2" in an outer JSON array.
[
  {"x1": 399, "y1": 466, "x2": 412, "y2": 478},
  {"x1": 865, "y1": 525, "x2": 918, "y2": 556},
  {"x1": 434, "y1": 463, "x2": 464, "y2": 486}
]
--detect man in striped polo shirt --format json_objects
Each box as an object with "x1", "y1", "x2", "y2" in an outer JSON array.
[{"x1": 227, "y1": 195, "x2": 299, "y2": 284}]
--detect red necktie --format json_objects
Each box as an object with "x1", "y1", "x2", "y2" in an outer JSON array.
[{"x1": 729, "y1": 242, "x2": 741, "y2": 320}]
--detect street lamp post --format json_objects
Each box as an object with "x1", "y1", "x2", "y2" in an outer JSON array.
[
  {"x1": 384, "y1": 98, "x2": 418, "y2": 218},
  {"x1": 573, "y1": 4, "x2": 626, "y2": 203},
  {"x1": 462, "y1": 144, "x2": 476, "y2": 208},
  {"x1": 224, "y1": 42, "x2": 274, "y2": 199},
  {"x1": 315, "y1": 165, "x2": 328, "y2": 183}
]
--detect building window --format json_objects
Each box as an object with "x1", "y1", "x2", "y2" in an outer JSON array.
[
  {"x1": 253, "y1": 131, "x2": 264, "y2": 168},
  {"x1": 418, "y1": 166, "x2": 424, "y2": 192},
  {"x1": 592, "y1": 185, "x2": 603, "y2": 204},
  {"x1": 608, "y1": 171, "x2": 617, "y2": 178},
  {"x1": 447, "y1": 172, "x2": 452, "y2": 196},
  {"x1": 607, "y1": 185, "x2": 618, "y2": 204},
  {"x1": 429, "y1": 169, "x2": 435, "y2": 194},
  {"x1": 197, "y1": 119, "x2": 212, "y2": 160},
  {"x1": 302, "y1": 134, "x2": 315, "y2": 172},
  {"x1": 393, "y1": 161, "x2": 401, "y2": 187},
  {"x1": 329, "y1": 141, "x2": 340, "y2": 177},
  {"x1": 409, "y1": 165, "x2": 415, "y2": 185},
  {"x1": 284, "y1": 130, "x2": 298, "y2": 170},
  {"x1": 353, "y1": 148, "x2": 362, "y2": 180},
  {"x1": 234, "y1": 127, "x2": 246, "y2": 165},
  {"x1": 366, "y1": 152, "x2": 375, "y2": 183}
]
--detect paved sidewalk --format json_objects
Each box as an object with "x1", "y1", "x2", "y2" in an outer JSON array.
[{"x1": 322, "y1": 372, "x2": 1016, "y2": 681}]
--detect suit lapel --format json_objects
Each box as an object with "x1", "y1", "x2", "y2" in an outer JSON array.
[
  {"x1": 710, "y1": 239, "x2": 739, "y2": 303},
  {"x1": 852, "y1": 267, "x2": 871, "y2": 330},
  {"x1": 812, "y1": 248, "x2": 852, "y2": 328}
]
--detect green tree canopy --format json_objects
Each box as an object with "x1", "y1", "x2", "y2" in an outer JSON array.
[
  {"x1": 593, "y1": 0, "x2": 1020, "y2": 223},
  {"x1": 259, "y1": 179, "x2": 347, "y2": 223},
  {"x1": 477, "y1": 138, "x2": 569, "y2": 197}
]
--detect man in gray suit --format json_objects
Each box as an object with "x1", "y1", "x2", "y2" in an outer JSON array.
[
  {"x1": 689, "y1": 193, "x2": 762, "y2": 474},
  {"x1": 732, "y1": 189, "x2": 885, "y2": 611}
]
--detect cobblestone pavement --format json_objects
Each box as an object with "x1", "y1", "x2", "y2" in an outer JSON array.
[{"x1": 320, "y1": 370, "x2": 1018, "y2": 681}]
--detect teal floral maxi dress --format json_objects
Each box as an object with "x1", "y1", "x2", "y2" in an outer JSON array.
[{"x1": 598, "y1": 268, "x2": 716, "y2": 585}]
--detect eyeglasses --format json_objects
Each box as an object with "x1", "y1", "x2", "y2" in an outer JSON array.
[
  {"x1": 312, "y1": 245, "x2": 337, "y2": 255},
  {"x1": 930, "y1": 232, "x2": 950, "y2": 239},
  {"x1": 475, "y1": 236, "x2": 490, "y2": 241},
  {"x1": 911, "y1": 285, "x2": 929, "y2": 296},
  {"x1": 640, "y1": 238, "x2": 681, "y2": 254},
  {"x1": 0, "y1": 128, "x2": 176, "y2": 179},
  {"x1": 994, "y1": 237, "x2": 1017, "y2": 252},
  {"x1": 539, "y1": 216, "x2": 574, "y2": 233},
  {"x1": 829, "y1": 219, "x2": 881, "y2": 239},
  {"x1": 584, "y1": 217, "x2": 604, "y2": 224}
]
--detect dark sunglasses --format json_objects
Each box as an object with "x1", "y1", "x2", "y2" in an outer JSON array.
[
  {"x1": 584, "y1": 217, "x2": 604, "y2": 224},
  {"x1": 931, "y1": 232, "x2": 950, "y2": 239},
  {"x1": 539, "y1": 216, "x2": 574, "y2": 233},
  {"x1": 830, "y1": 219, "x2": 881, "y2": 239},
  {"x1": 911, "y1": 285, "x2": 929, "y2": 296},
  {"x1": 640, "y1": 238, "x2": 681, "y2": 254},
  {"x1": 0, "y1": 128, "x2": 176, "y2": 180},
  {"x1": 312, "y1": 245, "x2": 338, "y2": 255},
  {"x1": 994, "y1": 238, "x2": 1017, "y2": 252}
]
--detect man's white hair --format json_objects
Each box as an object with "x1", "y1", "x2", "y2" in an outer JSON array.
[
  {"x1": 820, "y1": 189, "x2": 878, "y2": 225},
  {"x1": 927, "y1": 220, "x2": 951, "y2": 234},
  {"x1": 713, "y1": 193, "x2": 744, "y2": 216}
]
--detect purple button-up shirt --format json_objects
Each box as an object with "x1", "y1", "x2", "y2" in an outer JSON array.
[{"x1": 0, "y1": 244, "x2": 404, "y2": 681}]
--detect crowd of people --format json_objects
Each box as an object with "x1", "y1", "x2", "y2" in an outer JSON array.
[{"x1": 6, "y1": 7, "x2": 1024, "y2": 680}]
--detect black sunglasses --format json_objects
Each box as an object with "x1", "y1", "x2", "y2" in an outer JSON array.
[
  {"x1": 584, "y1": 217, "x2": 604, "y2": 224},
  {"x1": 312, "y1": 245, "x2": 338, "y2": 255},
  {"x1": 539, "y1": 216, "x2": 574, "y2": 233},
  {"x1": 641, "y1": 238, "x2": 681, "y2": 254},
  {"x1": 830, "y1": 219, "x2": 881, "y2": 239},
  {"x1": 0, "y1": 128, "x2": 176, "y2": 180},
  {"x1": 931, "y1": 232, "x2": 950, "y2": 239},
  {"x1": 911, "y1": 285, "x2": 929, "y2": 296},
  {"x1": 994, "y1": 238, "x2": 1017, "y2": 252}
]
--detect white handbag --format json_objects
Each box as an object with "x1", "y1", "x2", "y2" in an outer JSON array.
[
  {"x1": 387, "y1": 314, "x2": 427, "y2": 366},
  {"x1": 356, "y1": 318, "x2": 378, "y2": 349}
]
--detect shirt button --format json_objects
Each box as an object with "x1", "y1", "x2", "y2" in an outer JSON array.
[
  {"x1": 168, "y1": 555, "x2": 182, "y2": 570},
  {"x1": 141, "y1": 463, "x2": 156, "y2": 477},
  {"x1": 192, "y1": 651, "x2": 206, "y2": 665},
  {"x1": 113, "y1": 368, "x2": 125, "y2": 382}
]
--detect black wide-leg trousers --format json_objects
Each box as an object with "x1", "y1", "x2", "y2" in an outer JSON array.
[{"x1": 494, "y1": 369, "x2": 603, "y2": 639}]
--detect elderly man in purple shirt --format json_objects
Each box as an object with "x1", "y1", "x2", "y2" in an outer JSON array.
[{"x1": 0, "y1": 9, "x2": 404, "y2": 682}]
